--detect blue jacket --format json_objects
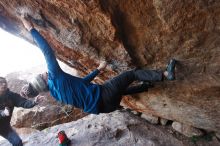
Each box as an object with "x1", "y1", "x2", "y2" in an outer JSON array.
[{"x1": 30, "y1": 29, "x2": 101, "y2": 114}]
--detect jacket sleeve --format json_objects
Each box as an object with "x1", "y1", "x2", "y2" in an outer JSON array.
[
  {"x1": 83, "y1": 69, "x2": 100, "y2": 83},
  {"x1": 0, "y1": 110, "x2": 6, "y2": 119},
  {"x1": 10, "y1": 92, "x2": 36, "y2": 108},
  {"x1": 30, "y1": 28, "x2": 62, "y2": 76}
]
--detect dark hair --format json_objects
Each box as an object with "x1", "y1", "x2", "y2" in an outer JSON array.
[{"x1": 21, "y1": 83, "x2": 39, "y2": 98}]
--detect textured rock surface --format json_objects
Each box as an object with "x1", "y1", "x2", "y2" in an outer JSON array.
[
  {"x1": 216, "y1": 133, "x2": 220, "y2": 140},
  {"x1": 11, "y1": 104, "x2": 86, "y2": 130},
  {"x1": 1, "y1": 110, "x2": 220, "y2": 146},
  {"x1": 0, "y1": 0, "x2": 219, "y2": 134},
  {"x1": 160, "y1": 118, "x2": 169, "y2": 126},
  {"x1": 141, "y1": 113, "x2": 159, "y2": 124},
  {"x1": 172, "y1": 122, "x2": 204, "y2": 137},
  {"x1": 15, "y1": 128, "x2": 39, "y2": 136}
]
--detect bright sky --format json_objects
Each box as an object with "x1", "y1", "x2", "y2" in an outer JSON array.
[
  {"x1": 0, "y1": 28, "x2": 45, "y2": 77},
  {"x1": 0, "y1": 28, "x2": 77, "y2": 142}
]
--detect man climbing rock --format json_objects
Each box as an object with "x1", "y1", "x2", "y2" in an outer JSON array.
[
  {"x1": 0, "y1": 77, "x2": 41, "y2": 146},
  {"x1": 20, "y1": 16, "x2": 176, "y2": 114}
]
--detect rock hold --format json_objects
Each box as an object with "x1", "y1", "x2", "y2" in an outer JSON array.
[
  {"x1": 1, "y1": 110, "x2": 218, "y2": 146},
  {"x1": 141, "y1": 113, "x2": 159, "y2": 124},
  {"x1": 160, "y1": 118, "x2": 169, "y2": 126},
  {"x1": 172, "y1": 121, "x2": 204, "y2": 137}
]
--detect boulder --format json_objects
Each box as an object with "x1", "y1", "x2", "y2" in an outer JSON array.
[
  {"x1": 11, "y1": 104, "x2": 86, "y2": 130},
  {"x1": 6, "y1": 66, "x2": 87, "y2": 130},
  {"x1": 216, "y1": 132, "x2": 220, "y2": 140},
  {"x1": 172, "y1": 122, "x2": 203, "y2": 137},
  {"x1": 2, "y1": 110, "x2": 219, "y2": 146},
  {"x1": 141, "y1": 113, "x2": 159, "y2": 124}
]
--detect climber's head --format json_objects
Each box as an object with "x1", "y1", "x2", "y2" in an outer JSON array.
[{"x1": 20, "y1": 72, "x2": 48, "y2": 97}]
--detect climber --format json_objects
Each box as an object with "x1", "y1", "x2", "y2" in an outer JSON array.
[
  {"x1": 0, "y1": 77, "x2": 42, "y2": 146},
  {"x1": 20, "y1": 16, "x2": 177, "y2": 114}
]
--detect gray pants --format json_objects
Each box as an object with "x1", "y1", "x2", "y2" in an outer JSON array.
[
  {"x1": 99, "y1": 69, "x2": 163, "y2": 113},
  {"x1": 0, "y1": 126, "x2": 23, "y2": 146}
]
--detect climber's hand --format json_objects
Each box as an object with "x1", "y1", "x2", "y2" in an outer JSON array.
[
  {"x1": 97, "y1": 60, "x2": 107, "y2": 71},
  {"x1": 21, "y1": 15, "x2": 33, "y2": 31}
]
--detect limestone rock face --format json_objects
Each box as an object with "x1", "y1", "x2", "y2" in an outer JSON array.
[
  {"x1": 0, "y1": 0, "x2": 219, "y2": 134},
  {"x1": 11, "y1": 104, "x2": 86, "y2": 130},
  {"x1": 141, "y1": 113, "x2": 159, "y2": 124},
  {"x1": 2, "y1": 111, "x2": 220, "y2": 146},
  {"x1": 172, "y1": 121, "x2": 204, "y2": 137}
]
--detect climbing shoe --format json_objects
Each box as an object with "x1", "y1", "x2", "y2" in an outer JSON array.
[{"x1": 166, "y1": 59, "x2": 176, "y2": 80}]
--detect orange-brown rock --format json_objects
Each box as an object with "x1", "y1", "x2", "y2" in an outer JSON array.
[{"x1": 0, "y1": 0, "x2": 219, "y2": 133}]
